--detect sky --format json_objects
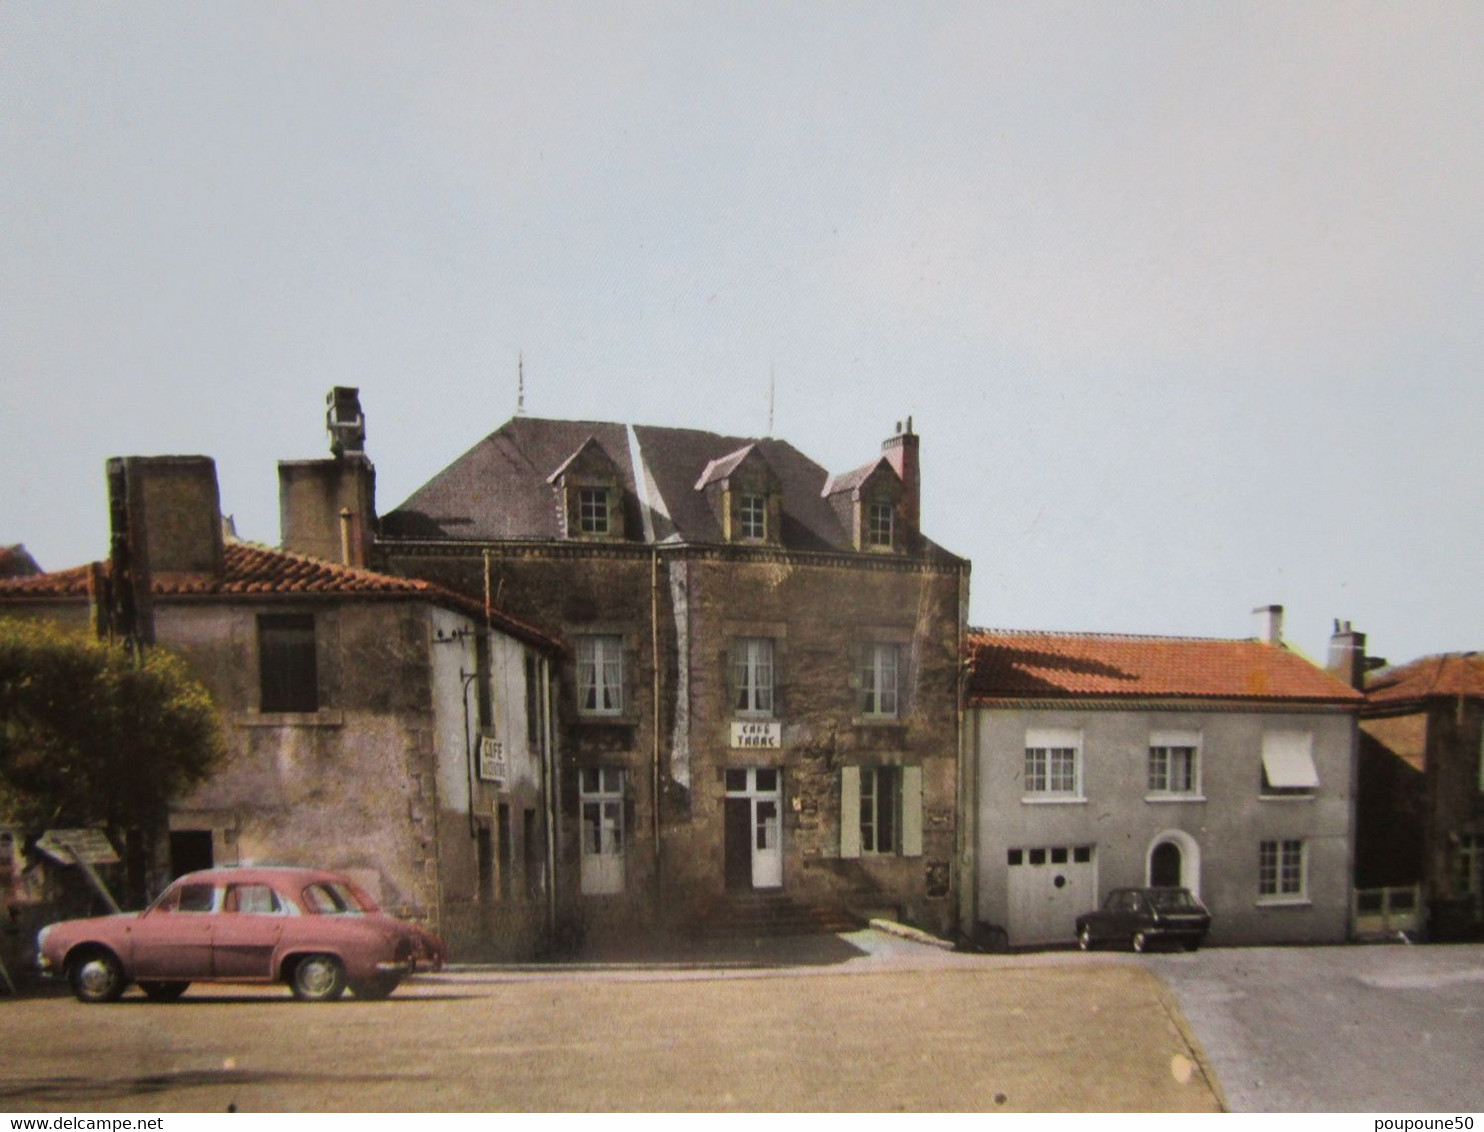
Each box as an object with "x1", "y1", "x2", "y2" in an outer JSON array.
[{"x1": 3, "y1": 2, "x2": 1481, "y2": 668}]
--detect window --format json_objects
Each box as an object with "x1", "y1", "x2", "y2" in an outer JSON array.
[
  {"x1": 1261, "y1": 732, "x2": 1319, "y2": 797},
  {"x1": 524, "y1": 653, "x2": 542, "y2": 745},
  {"x1": 1454, "y1": 833, "x2": 1482, "y2": 900},
  {"x1": 577, "y1": 635, "x2": 624, "y2": 716},
  {"x1": 523, "y1": 808, "x2": 542, "y2": 900},
  {"x1": 224, "y1": 884, "x2": 282, "y2": 915},
  {"x1": 1148, "y1": 732, "x2": 1201, "y2": 797},
  {"x1": 859, "y1": 643, "x2": 899, "y2": 718},
  {"x1": 300, "y1": 882, "x2": 372, "y2": 914},
  {"x1": 580, "y1": 767, "x2": 625, "y2": 895},
  {"x1": 738, "y1": 493, "x2": 767, "y2": 540},
  {"x1": 860, "y1": 766, "x2": 899, "y2": 854},
  {"x1": 866, "y1": 500, "x2": 894, "y2": 548},
  {"x1": 1258, "y1": 839, "x2": 1306, "y2": 900},
  {"x1": 497, "y1": 803, "x2": 512, "y2": 900},
  {"x1": 474, "y1": 632, "x2": 493, "y2": 730},
  {"x1": 1023, "y1": 729, "x2": 1082, "y2": 799},
  {"x1": 477, "y1": 824, "x2": 494, "y2": 899},
  {"x1": 155, "y1": 883, "x2": 216, "y2": 914},
  {"x1": 839, "y1": 765, "x2": 923, "y2": 858},
  {"x1": 258, "y1": 614, "x2": 317, "y2": 712},
  {"x1": 577, "y1": 486, "x2": 610, "y2": 535},
  {"x1": 732, "y1": 637, "x2": 775, "y2": 715}
]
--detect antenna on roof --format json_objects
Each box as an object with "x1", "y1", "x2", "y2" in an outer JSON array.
[
  {"x1": 516, "y1": 352, "x2": 526, "y2": 417},
  {"x1": 767, "y1": 364, "x2": 775, "y2": 437}
]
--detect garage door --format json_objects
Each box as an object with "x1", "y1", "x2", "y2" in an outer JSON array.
[{"x1": 1006, "y1": 843, "x2": 1098, "y2": 946}]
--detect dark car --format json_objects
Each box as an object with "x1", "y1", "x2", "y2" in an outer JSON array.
[
  {"x1": 37, "y1": 866, "x2": 445, "y2": 1003},
  {"x1": 1075, "y1": 886, "x2": 1211, "y2": 953}
]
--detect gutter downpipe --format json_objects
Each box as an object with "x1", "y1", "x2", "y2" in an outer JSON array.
[
  {"x1": 651, "y1": 548, "x2": 663, "y2": 915},
  {"x1": 542, "y1": 654, "x2": 558, "y2": 940}
]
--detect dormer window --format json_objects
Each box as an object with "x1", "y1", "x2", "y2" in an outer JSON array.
[
  {"x1": 739, "y1": 494, "x2": 767, "y2": 540},
  {"x1": 547, "y1": 436, "x2": 626, "y2": 542},
  {"x1": 695, "y1": 444, "x2": 781, "y2": 547},
  {"x1": 578, "y1": 487, "x2": 611, "y2": 535},
  {"x1": 866, "y1": 500, "x2": 894, "y2": 548}
]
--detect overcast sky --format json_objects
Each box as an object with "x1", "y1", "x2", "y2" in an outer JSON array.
[{"x1": 3, "y1": 2, "x2": 1480, "y2": 666}]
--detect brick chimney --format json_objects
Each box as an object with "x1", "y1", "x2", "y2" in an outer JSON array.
[
  {"x1": 1252, "y1": 603, "x2": 1284, "y2": 646},
  {"x1": 1327, "y1": 619, "x2": 1369, "y2": 689},
  {"x1": 279, "y1": 388, "x2": 377, "y2": 566},
  {"x1": 105, "y1": 455, "x2": 225, "y2": 646},
  {"x1": 881, "y1": 417, "x2": 920, "y2": 547}
]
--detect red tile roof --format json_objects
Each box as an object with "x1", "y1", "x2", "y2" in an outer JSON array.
[
  {"x1": 1365, "y1": 652, "x2": 1484, "y2": 706},
  {"x1": 0, "y1": 541, "x2": 560, "y2": 651},
  {"x1": 968, "y1": 629, "x2": 1363, "y2": 704}
]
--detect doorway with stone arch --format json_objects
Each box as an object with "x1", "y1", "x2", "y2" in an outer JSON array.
[{"x1": 1146, "y1": 830, "x2": 1201, "y2": 895}]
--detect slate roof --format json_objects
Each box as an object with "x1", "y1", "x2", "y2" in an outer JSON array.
[
  {"x1": 967, "y1": 629, "x2": 1363, "y2": 705},
  {"x1": 381, "y1": 416, "x2": 948, "y2": 557},
  {"x1": 1365, "y1": 652, "x2": 1484, "y2": 707},
  {"x1": 0, "y1": 541, "x2": 560, "y2": 651}
]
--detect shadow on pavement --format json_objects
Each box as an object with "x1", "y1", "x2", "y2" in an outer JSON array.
[{"x1": 537, "y1": 930, "x2": 872, "y2": 969}]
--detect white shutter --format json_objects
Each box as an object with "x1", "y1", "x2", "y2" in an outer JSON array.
[
  {"x1": 899, "y1": 765, "x2": 923, "y2": 857},
  {"x1": 839, "y1": 766, "x2": 861, "y2": 859}
]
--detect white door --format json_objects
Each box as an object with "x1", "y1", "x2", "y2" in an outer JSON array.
[
  {"x1": 579, "y1": 767, "x2": 625, "y2": 895},
  {"x1": 1006, "y1": 843, "x2": 1097, "y2": 946},
  {"x1": 726, "y1": 767, "x2": 783, "y2": 890}
]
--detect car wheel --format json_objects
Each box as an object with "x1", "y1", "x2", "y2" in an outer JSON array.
[
  {"x1": 1184, "y1": 939, "x2": 1202, "y2": 952},
  {"x1": 1132, "y1": 931, "x2": 1148, "y2": 954},
  {"x1": 1077, "y1": 925, "x2": 1093, "y2": 951},
  {"x1": 69, "y1": 948, "x2": 127, "y2": 1004},
  {"x1": 139, "y1": 980, "x2": 190, "y2": 1002},
  {"x1": 350, "y1": 976, "x2": 401, "y2": 1001},
  {"x1": 290, "y1": 954, "x2": 346, "y2": 1002}
]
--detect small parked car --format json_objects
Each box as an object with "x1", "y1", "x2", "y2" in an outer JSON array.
[
  {"x1": 37, "y1": 866, "x2": 444, "y2": 1003},
  {"x1": 1075, "y1": 886, "x2": 1211, "y2": 953}
]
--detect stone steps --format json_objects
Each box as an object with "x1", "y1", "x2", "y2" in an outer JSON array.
[{"x1": 691, "y1": 893, "x2": 865, "y2": 938}]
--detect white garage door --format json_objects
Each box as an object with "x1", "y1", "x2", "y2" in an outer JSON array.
[{"x1": 1006, "y1": 843, "x2": 1098, "y2": 946}]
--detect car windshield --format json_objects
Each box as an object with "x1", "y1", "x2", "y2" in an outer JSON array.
[
  {"x1": 1148, "y1": 888, "x2": 1202, "y2": 911},
  {"x1": 301, "y1": 881, "x2": 376, "y2": 915}
]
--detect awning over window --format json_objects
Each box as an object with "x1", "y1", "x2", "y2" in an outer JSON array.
[{"x1": 1261, "y1": 732, "x2": 1319, "y2": 789}]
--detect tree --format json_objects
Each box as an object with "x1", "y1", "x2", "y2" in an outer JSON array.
[{"x1": 0, "y1": 617, "x2": 223, "y2": 903}]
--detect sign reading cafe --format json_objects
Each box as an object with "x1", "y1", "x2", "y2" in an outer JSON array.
[
  {"x1": 478, "y1": 735, "x2": 507, "y2": 785},
  {"x1": 730, "y1": 721, "x2": 781, "y2": 749}
]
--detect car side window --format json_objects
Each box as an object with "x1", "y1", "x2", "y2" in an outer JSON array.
[
  {"x1": 171, "y1": 884, "x2": 216, "y2": 913},
  {"x1": 224, "y1": 884, "x2": 283, "y2": 915},
  {"x1": 302, "y1": 883, "x2": 347, "y2": 914}
]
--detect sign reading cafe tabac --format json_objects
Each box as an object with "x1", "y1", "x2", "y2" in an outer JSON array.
[{"x1": 730, "y1": 721, "x2": 781, "y2": 749}]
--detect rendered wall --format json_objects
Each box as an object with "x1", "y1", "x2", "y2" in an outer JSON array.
[{"x1": 972, "y1": 705, "x2": 1357, "y2": 946}]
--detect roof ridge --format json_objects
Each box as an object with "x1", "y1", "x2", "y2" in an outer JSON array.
[{"x1": 969, "y1": 626, "x2": 1249, "y2": 644}]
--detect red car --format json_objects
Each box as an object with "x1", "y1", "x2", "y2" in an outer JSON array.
[{"x1": 37, "y1": 866, "x2": 445, "y2": 1003}]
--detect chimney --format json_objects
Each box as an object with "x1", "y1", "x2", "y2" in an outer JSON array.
[
  {"x1": 881, "y1": 416, "x2": 920, "y2": 547},
  {"x1": 1252, "y1": 603, "x2": 1284, "y2": 646},
  {"x1": 279, "y1": 389, "x2": 377, "y2": 566},
  {"x1": 1327, "y1": 619, "x2": 1369, "y2": 689},
  {"x1": 327, "y1": 386, "x2": 366, "y2": 456},
  {"x1": 105, "y1": 455, "x2": 226, "y2": 648}
]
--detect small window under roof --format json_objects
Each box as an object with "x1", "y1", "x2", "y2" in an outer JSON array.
[{"x1": 1261, "y1": 732, "x2": 1319, "y2": 790}]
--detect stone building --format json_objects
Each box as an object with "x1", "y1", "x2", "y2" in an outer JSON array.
[
  {"x1": 1357, "y1": 651, "x2": 1484, "y2": 939},
  {"x1": 365, "y1": 412, "x2": 970, "y2": 941},
  {"x1": 965, "y1": 608, "x2": 1363, "y2": 947},
  {"x1": 0, "y1": 453, "x2": 562, "y2": 961}
]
